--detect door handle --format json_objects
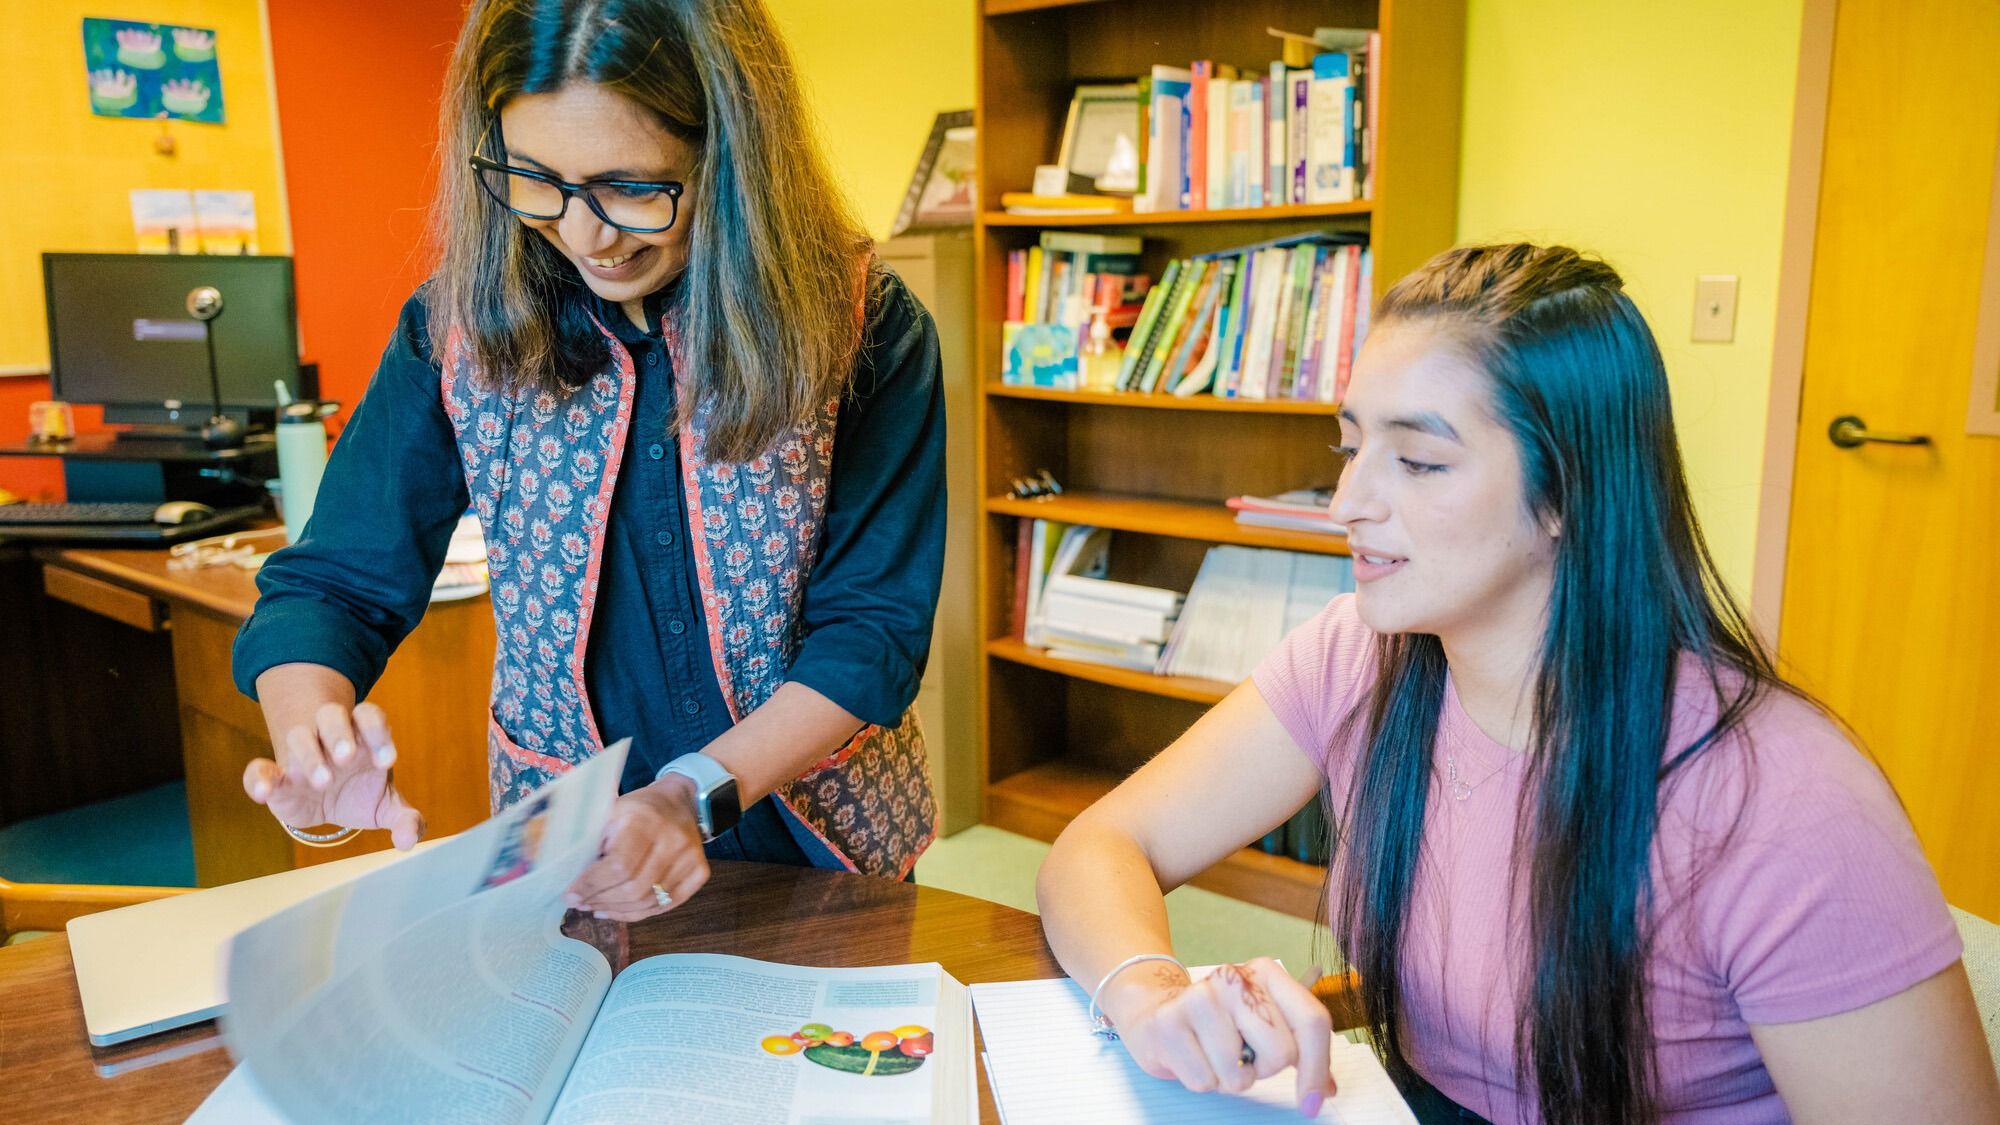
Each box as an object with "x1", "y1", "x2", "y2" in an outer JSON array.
[{"x1": 1828, "y1": 415, "x2": 1932, "y2": 449}]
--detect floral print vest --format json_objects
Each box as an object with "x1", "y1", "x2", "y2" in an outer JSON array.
[{"x1": 441, "y1": 316, "x2": 936, "y2": 878}]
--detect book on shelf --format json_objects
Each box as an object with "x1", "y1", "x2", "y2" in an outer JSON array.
[
  {"x1": 1000, "y1": 191, "x2": 1132, "y2": 216},
  {"x1": 1003, "y1": 232, "x2": 1152, "y2": 390},
  {"x1": 194, "y1": 743, "x2": 977, "y2": 1125},
  {"x1": 1158, "y1": 546, "x2": 1355, "y2": 684},
  {"x1": 1095, "y1": 232, "x2": 1370, "y2": 404},
  {"x1": 1226, "y1": 487, "x2": 1345, "y2": 535},
  {"x1": 1012, "y1": 28, "x2": 1377, "y2": 220},
  {"x1": 1013, "y1": 522, "x2": 1185, "y2": 673}
]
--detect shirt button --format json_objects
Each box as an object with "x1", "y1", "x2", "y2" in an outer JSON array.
[
  {"x1": 646, "y1": 351, "x2": 660, "y2": 367},
  {"x1": 647, "y1": 442, "x2": 665, "y2": 460},
  {"x1": 682, "y1": 700, "x2": 700, "y2": 716},
  {"x1": 668, "y1": 619, "x2": 687, "y2": 636},
  {"x1": 655, "y1": 529, "x2": 675, "y2": 547}
]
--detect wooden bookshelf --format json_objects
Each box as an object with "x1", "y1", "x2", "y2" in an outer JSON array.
[
  {"x1": 972, "y1": 0, "x2": 1465, "y2": 917},
  {"x1": 987, "y1": 760, "x2": 1327, "y2": 919},
  {"x1": 981, "y1": 200, "x2": 1373, "y2": 228},
  {"x1": 987, "y1": 636, "x2": 1232, "y2": 704},
  {"x1": 988, "y1": 491, "x2": 1351, "y2": 556},
  {"x1": 985, "y1": 382, "x2": 1345, "y2": 414}
]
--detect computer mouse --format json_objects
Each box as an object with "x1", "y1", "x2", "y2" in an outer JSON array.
[{"x1": 154, "y1": 500, "x2": 217, "y2": 525}]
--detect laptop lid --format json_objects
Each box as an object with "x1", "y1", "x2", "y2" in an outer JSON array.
[{"x1": 68, "y1": 845, "x2": 429, "y2": 1047}]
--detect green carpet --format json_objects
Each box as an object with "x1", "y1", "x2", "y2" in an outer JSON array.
[{"x1": 0, "y1": 781, "x2": 196, "y2": 888}]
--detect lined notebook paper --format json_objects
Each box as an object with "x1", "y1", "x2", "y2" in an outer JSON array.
[{"x1": 971, "y1": 978, "x2": 1415, "y2": 1125}]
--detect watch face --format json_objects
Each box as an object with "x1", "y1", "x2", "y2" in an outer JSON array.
[{"x1": 707, "y1": 779, "x2": 742, "y2": 839}]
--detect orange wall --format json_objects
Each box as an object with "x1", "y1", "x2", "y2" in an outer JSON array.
[{"x1": 265, "y1": 0, "x2": 463, "y2": 412}]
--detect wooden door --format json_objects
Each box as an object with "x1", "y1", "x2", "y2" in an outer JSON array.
[{"x1": 1781, "y1": 0, "x2": 2000, "y2": 919}]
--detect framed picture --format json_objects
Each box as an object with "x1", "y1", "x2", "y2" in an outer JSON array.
[
  {"x1": 1058, "y1": 84, "x2": 1141, "y2": 194},
  {"x1": 891, "y1": 110, "x2": 975, "y2": 236},
  {"x1": 1969, "y1": 129, "x2": 2000, "y2": 438}
]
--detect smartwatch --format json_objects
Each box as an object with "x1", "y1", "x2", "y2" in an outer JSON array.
[{"x1": 655, "y1": 752, "x2": 742, "y2": 842}]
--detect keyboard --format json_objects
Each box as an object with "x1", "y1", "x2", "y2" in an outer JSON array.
[
  {"x1": 0, "y1": 502, "x2": 164, "y2": 526},
  {"x1": 0, "y1": 502, "x2": 264, "y2": 543}
]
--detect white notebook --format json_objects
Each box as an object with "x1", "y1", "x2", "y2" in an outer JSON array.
[{"x1": 971, "y1": 977, "x2": 1415, "y2": 1124}]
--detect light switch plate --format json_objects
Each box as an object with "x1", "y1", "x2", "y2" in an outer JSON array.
[{"x1": 1692, "y1": 275, "x2": 1738, "y2": 343}]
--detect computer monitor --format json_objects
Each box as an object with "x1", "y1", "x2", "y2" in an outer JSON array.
[{"x1": 43, "y1": 253, "x2": 305, "y2": 429}]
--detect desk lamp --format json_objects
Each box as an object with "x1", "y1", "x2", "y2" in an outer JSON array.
[{"x1": 186, "y1": 285, "x2": 244, "y2": 450}]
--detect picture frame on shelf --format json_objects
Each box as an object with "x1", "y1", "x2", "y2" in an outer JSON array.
[
  {"x1": 890, "y1": 110, "x2": 975, "y2": 236},
  {"x1": 1058, "y1": 83, "x2": 1141, "y2": 195}
]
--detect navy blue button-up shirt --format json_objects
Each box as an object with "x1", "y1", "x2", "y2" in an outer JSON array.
[{"x1": 232, "y1": 271, "x2": 946, "y2": 866}]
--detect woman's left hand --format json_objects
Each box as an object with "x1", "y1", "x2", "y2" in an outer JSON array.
[{"x1": 564, "y1": 777, "x2": 710, "y2": 921}]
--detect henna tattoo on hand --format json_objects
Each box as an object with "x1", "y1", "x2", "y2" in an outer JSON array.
[{"x1": 1214, "y1": 962, "x2": 1281, "y2": 1027}]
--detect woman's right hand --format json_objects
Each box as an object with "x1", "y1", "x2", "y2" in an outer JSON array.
[
  {"x1": 1098, "y1": 957, "x2": 1337, "y2": 1116},
  {"x1": 242, "y1": 698, "x2": 426, "y2": 850}
]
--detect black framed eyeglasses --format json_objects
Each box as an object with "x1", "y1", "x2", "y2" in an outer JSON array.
[{"x1": 469, "y1": 150, "x2": 684, "y2": 235}]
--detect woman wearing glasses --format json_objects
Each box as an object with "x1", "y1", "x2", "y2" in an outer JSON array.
[{"x1": 231, "y1": 0, "x2": 945, "y2": 919}]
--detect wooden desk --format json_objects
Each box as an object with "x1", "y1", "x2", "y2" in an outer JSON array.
[
  {"x1": 24, "y1": 537, "x2": 493, "y2": 885},
  {"x1": 0, "y1": 861, "x2": 1059, "y2": 1123}
]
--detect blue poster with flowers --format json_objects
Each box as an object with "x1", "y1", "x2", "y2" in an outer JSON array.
[{"x1": 81, "y1": 18, "x2": 225, "y2": 124}]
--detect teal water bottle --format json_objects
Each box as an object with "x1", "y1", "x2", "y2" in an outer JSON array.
[{"x1": 275, "y1": 401, "x2": 329, "y2": 543}]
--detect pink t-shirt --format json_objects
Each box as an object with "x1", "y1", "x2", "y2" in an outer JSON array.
[{"x1": 1251, "y1": 595, "x2": 1961, "y2": 1124}]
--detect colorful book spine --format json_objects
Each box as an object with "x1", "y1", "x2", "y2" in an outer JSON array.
[
  {"x1": 1141, "y1": 260, "x2": 1209, "y2": 392},
  {"x1": 1308, "y1": 52, "x2": 1351, "y2": 204},
  {"x1": 1187, "y1": 60, "x2": 1210, "y2": 210},
  {"x1": 1005, "y1": 250, "x2": 1026, "y2": 323},
  {"x1": 1247, "y1": 78, "x2": 1266, "y2": 210},
  {"x1": 1287, "y1": 69, "x2": 1312, "y2": 205},
  {"x1": 1333, "y1": 244, "x2": 1364, "y2": 402},
  {"x1": 1206, "y1": 68, "x2": 1232, "y2": 210},
  {"x1": 1267, "y1": 61, "x2": 1287, "y2": 206},
  {"x1": 1119, "y1": 258, "x2": 1185, "y2": 390}
]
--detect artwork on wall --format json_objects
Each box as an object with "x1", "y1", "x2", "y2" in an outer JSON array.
[
  {"x1": 82, "y1": 18, "x2": 226, "y2": 124},
  {"x1": 891, "y1": 111, "x2": 975, "y2": 236}
]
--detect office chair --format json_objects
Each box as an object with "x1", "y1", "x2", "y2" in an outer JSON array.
[{"x1": 0, "y1": 875, "x2": 189, "y2": 945}]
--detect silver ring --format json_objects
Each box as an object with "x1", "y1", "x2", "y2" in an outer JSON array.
[
  {"x1": 283, "y1": 822, "x2": 360, "y2": 848},
  {"x1": 651, "y1": 883, "x2": 673, "y2": 908}
]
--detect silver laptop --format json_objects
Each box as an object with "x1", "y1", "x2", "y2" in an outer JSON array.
[{"x1": 67, "y1": 846, "x2": 424, "y2": 1047}]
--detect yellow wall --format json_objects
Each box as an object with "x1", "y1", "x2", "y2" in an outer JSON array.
[
  {"x1": 1456, "y1": 0, "x2": 1804, "y2": 598},
  {"x1": 0, "y1": 0, "x2": 289, "y2": 372},
  {"x1": 765, "y1": 0, "x2": 974, "y2": 240}
]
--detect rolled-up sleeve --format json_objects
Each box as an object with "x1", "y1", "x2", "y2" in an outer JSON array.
[
  {"x1": 231, "y1": 292, "x2": 468, "y2": 701},
  {"x1": 785, "y1": 270, "x2": 947, "y2": 728}
]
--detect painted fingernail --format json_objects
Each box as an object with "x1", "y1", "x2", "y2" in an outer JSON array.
[
  {"x1": 1300, "y1": 1091, "x2": 1323, "y2": 1116},
  {"x1": 311, "y1": 765, "x2": 331, "y2": 786},
  {"x1": 592, "y1": 911, "x2": 609, "y2": 919},
  {"x1": 374, "y1": 743, "x2": 397, "y2": 768},
  {"x1": 564, "y1": 894, "x2": 581, "y2": 908},
  {"x1": 332, "y1": 739, "x2": 354, "y2": 763}
]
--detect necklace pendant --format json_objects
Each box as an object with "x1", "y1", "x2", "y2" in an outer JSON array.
[{"x1": 1450, "y1": 779, "x2": 1474, "y2": 801}]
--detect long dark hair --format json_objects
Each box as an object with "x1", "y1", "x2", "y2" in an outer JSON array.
[
  {"x1": 430, "y1": 0, "x2": 871, "y2": 462},
  {"x1": 1331, "y1": 244, "x2": 1785, "y2": 1124}
]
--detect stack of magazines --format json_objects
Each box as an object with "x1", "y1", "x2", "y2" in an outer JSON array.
[{"x1": 1225, "y1": 487, "x2": 1343, "y2": 535}]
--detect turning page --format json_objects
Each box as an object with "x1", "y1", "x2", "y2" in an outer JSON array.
[{"x1": 216, "y1": 741, "x2": 631, "y2": 1125}]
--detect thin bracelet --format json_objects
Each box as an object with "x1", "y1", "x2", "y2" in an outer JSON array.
[
  {"x1": 283, "y1": 823, "x2": 360, "y2": 848},
  {"x1": 1087, "y1": 953, "x2": 1187, "y2": 1039}
]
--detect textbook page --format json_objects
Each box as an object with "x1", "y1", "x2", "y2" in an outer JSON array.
[
  {"x1": 971, "y1": 975, "x2": 1416, "y2": 1124},
  {"x1": 547, "y1": 954, "x2": 973, "y2": 1125},
  {"x1": 218, "y1": 741, "x2": 631, "y2": 1125}
]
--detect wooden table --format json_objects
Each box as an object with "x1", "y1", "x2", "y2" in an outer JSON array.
[
  {"x1": 0, "y1": 861, "x2": 1060, "y2": 1123},
  {"x1": 14, "y1": 534, "x2": 494, "y2": 885}
]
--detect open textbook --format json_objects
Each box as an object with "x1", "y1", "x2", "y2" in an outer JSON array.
[{"x1": 195, "y1": 741, "x2": 974, "y2": 1124}]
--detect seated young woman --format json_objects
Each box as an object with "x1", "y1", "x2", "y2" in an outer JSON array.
[{"x1": 1035, "y1": 243, "x2": 1999, "y2": 1124}]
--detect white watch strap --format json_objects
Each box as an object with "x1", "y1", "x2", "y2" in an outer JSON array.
[{"x1": 656, "y1": 751, "x2": 732, "y2": 795}]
